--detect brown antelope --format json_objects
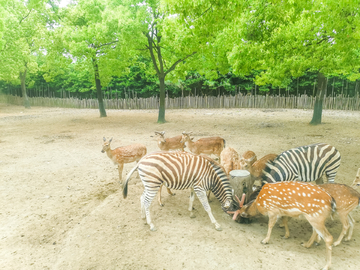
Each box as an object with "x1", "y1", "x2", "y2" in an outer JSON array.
[
  {"x1": 101, "y1": 137, "x2": 147, "y2": 184},
  {"x1": 239, "y1": 150, "x2": 257, "y2": 170},
  {"x1": 231, "y1": 182, "x2": 335, "y2": 270},
  {"x1": 154, "y1": 131, "x2": 185, "y2": 151},
  {"x1": 220, "y1": 147, "x2": 241, "y2": 175},
  {"x1": 181, "y1": 132, "x2": 225, "y2": 161},
  {"x1": 318, "y1": 183, "x2": 360, "y2": 246},
  {"x1": 241, "y1": 153, "x2": 278, "y2": 179},
  {"x1": 351, "y1": 168, "x2": 360, "y2": 188}
]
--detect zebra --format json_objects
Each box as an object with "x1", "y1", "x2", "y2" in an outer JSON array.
[
  {"x1": 123, "y1": 151, "x2": 237, "y2": 231},
  {"x1": 262, "y1": 143, "x2": 341, "y2": 184}
]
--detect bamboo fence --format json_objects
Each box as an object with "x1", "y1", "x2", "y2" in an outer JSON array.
[{"x1": 1, "y1": 93, "x2": 360, "y2": 111}]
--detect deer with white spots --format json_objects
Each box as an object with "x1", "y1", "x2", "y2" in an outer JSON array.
[
  {"x1": 233, "y1": 181, "x2": 336, "y2": 270},
  {"x1": 101, "y1": 137, "x2": 147, "y2": 184},
  {"x1": 181, "y1": 132, "x2": 225, "y2": 161},
  {"x1": 317, "y1": 183, "x2": 360, "y2": 246},
  {"x1": 154, "y1": 131, "x2": 185, "y2": 151},
  {"x1": 239, "y1": 150, "x2": 257, "y2": 170},
  {"x1": 240, "y1": 153, "x2": 278, "y2": 180},
  {"x1": 220, "y1": 147, "x2": 241, "y2": 175}
]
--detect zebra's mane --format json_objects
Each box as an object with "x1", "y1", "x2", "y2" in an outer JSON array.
[{"x1": 201, "y1": 155, "x2": 228, "y2": 180}]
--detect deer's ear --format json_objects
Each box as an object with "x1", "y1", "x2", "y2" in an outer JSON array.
[
  {"x1": 103, "y1": 137, "x2": 106, "y2": 141},
  {"x1": 109, "y1": 137, "x2": 113, "y2": 143}
]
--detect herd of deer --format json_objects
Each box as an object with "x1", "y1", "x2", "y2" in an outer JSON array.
[{"x1": 101, "y1": 133, "x2": 360, "y2": 270}]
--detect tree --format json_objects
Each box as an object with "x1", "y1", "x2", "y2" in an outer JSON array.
[
  {"x1": 127, "y1": 0, "x2": 198, "y2": 123},
  {"x1": 165, "y1": 0, "x2": 360, "y2": 124},
  {"x1": 0, "y1": 0, "x2": 48, "y2": 108},
  {"x1": 46, "y1": 0, "x2": 138, "y2": 117}
]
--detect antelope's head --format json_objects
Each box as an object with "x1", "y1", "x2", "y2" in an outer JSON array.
[
  {"x1": 155, "y1": 131, "x2": 166, "y2": 143},
  {"x1": 239, "y1": 151, "x2": 257, "y2": 170},
  {"x1": 180, "y1": 132, "x2": 192, "y2": 144},
  {"x1": 101, "y1": 137, "x2": 112, "y2": 153}
]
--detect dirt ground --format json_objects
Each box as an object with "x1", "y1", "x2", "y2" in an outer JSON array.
[{"x1": 1, "y1": 103, "x2": 360, "y2": 270}]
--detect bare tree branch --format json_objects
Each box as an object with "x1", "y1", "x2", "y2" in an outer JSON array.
[
  {"x1": 165, "y1": 51, "x2": 197, "y2": 76},
  {"x1": 19, "y1": 9, "x2": 33, "y2": 24}
]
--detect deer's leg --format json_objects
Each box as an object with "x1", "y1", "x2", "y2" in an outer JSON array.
[
  {"x1": 282, "y1": 216, "x2": 290, "y2": 239},
  {"x1": 194, "y1": 188, "x2": 221, "y2": 231},
  {"x1": 206, "y1": 190, "x2": 211, "y2": 201},
  {"x1": 262, "y1": 214, "x2": 277, "y2": 244},
  {"x1": 166, "y1": 187, "x2": 175, "y2": 196},
  {"x1": 157, "y1": 184, "x2": 164, "y2": 207},
  {"x1": 345, "y1": 214, "x2": 355, "y2": 242},
  {"x1": 333, "y1": 211, "x2": 350, "y2": 246},
  {"x1": 188, "y1": 188, "x2": 196, "y2": 218},
  {"x1": 117, "y1": 163, "x2": 124, "y2": 184},
  {"x1": 302, "y1": 228, "x2": 318, "y2": 248},
  {"x1": 309, "y1": 220, "x2": 333, "y2": 270}
]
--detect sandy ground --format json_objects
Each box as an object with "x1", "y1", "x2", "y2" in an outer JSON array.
[{"x1": 1, "y1": 103, "x2": 360, "y2": 270}]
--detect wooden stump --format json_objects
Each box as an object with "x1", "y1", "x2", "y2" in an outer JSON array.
[{"x1": 229, "y1": 170, "x2": 254, "y2": 204}]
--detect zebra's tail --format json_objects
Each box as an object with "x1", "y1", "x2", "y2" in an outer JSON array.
[{"x1": 123, "y1": 164, "x2": 139, "y2": 199}]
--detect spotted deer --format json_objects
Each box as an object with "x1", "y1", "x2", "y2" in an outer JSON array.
[
  {"x1": 240, "y1": 153, "x2": 278, "y2": 179},
  {"x1": 317, "y1": 183, "x2": 360, "y2": 246},
  {"x1": 181, "y1": 132, "x2": 225, "y2": 161},
  {"x1": 220, "y1": 147, "x2": 241, "y2": 175},
  {"x1": 101, "y1": 137, "x2": 147, "y2": 184},
  {"x1": 154, "y1": 131, "x2": 185, "y2": 151},
  {"x1": 239, "y1": 150, "x2": 257, "y2": 170},
  {"x1": 351, "y1": 168, "x2": 360, "y2": 188},
  {"x1": 233, "y1": 182, "x2": 336, "y2": 270}
]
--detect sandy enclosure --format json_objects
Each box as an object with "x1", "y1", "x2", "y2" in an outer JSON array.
[{"x1": 0, "y1": 103, "x2": 360, "y2": 270}]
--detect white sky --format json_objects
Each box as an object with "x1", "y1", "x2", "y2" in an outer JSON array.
[{"x1": 59, "y1": 0, "x2": 72, "y2": 8}]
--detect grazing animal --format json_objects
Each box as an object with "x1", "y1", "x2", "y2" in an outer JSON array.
[
  {"x1": 180, "y1": 132, "x2": 225, "y2": 161},
  {"x1": 123, "y1": 151, "x2": 237, "y2": 231},
  {"x1": 154, "y1": 131, "x2": 185, "y2": 151},
  {"x1": 101, "y1": 137, "x2": 147, "y2": 183},
  {"x1": 236, "y1": 181, "x2": 336, "y2": 270},
  {"x1": 351, "y1": 168, "x2": 360, "y2": 187},
  {"x1": 240, "y1": 153, "x2": 278, "y2": 179},
  {"x1": 318, "y1": 183, "x2": 360, "y2": 246},
  {"x1": 239, "y1": 150, "x2": 257, "y2": 170},
  {"x1": 263, "y1": 143, "x2": 341, "y2": 184},
  {"x1": 220, "y1": 147, "x2": 241, "y2": 175}
]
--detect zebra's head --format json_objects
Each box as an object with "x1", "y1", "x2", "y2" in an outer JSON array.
[{"x1": 221, "y1": 198, "x2": 238, "y2": 213}]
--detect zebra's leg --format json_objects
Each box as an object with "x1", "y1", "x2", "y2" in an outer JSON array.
[
  {"x1": 140, "y1": 192, "x2": 146, "y2": 221},
  {"x1": 188, "y1": 188, "x2": 196, "y2": 218},
  {"x1": 141, "y1": 188, "x2": 158, "y2": 231},
  {"x1": 194, "y1": 189, "x2": 222, "y2": 231}
]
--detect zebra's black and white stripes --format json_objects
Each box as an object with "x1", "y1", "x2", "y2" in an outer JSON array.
[
  {"x1": 123, "y1": 151, "x2": 236, "y2": 231},
  {"x1": 262, "y1": 143, "x2": 341, "y2": 184}
]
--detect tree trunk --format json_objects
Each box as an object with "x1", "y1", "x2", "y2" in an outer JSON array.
[
  {"x1": 157, "y1": 75, "x2": 166, "y2": 123},
  {"x1": 310, "y1": 72, "x2": 327, "y2": 125},
  {"x1": 92, "y1": 58, "x2": 107, "y2": 117},
  {"x1": 19, "y1": 69, "x2": 30, "y2": 109}
]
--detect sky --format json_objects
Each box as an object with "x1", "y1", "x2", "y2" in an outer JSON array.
[{"x1": 59, "y1": 0, "x2": 72, "y2": 8}]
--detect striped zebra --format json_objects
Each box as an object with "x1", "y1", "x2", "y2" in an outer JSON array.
[
  {"x1": 262, "y1": 143, "x2": 341, "y2": 184},
  {"x1": 123, "y1": 151, "x2": 237, "y2": 231}
]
